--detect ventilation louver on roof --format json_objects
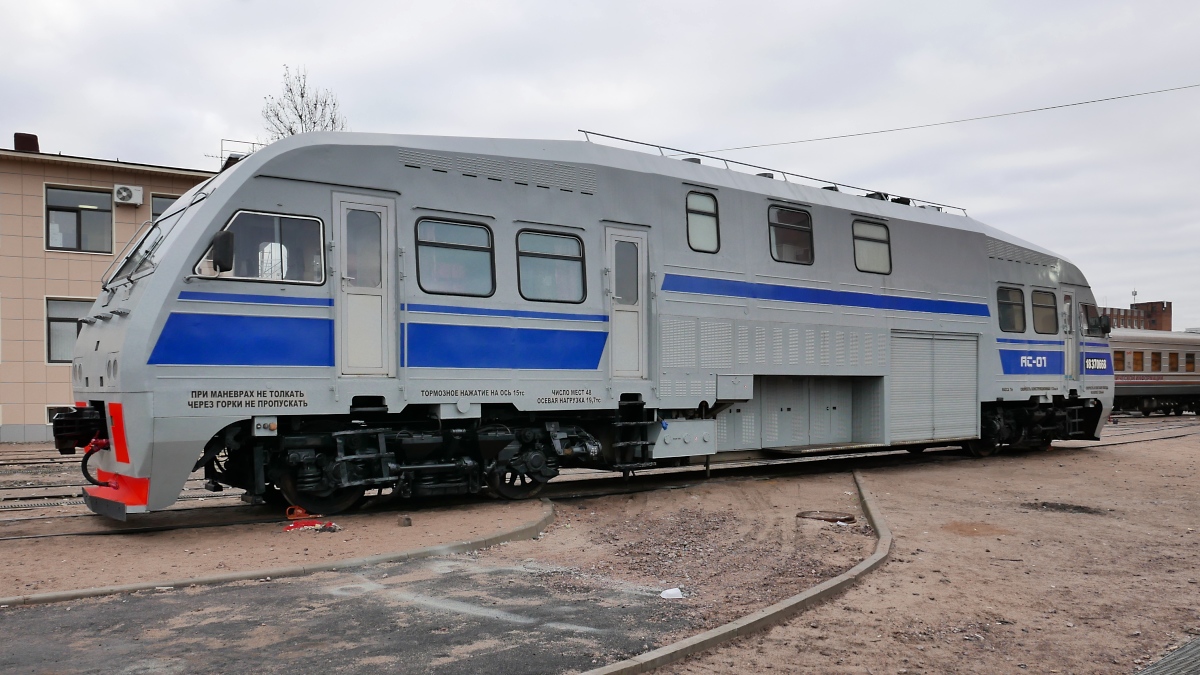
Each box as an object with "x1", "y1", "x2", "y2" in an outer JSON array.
[
  {"x1": 986, "y1": 238, "x2": 1059, "y2": 268},
  {"x1": 397, "y1": 149, "x2": 598, "y2": 194}
]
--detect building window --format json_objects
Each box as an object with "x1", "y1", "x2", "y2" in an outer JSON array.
[
  {"x1": 1133, "y1": 351, "x2": 1144, "y2": 371},
  {"x1": 416, "y1": 220, "x2": 494, "y2": 297},
  {"x1": 1169, "y1": 352, "x2": 1179, "y2": 372},
  {"x1": 1113, "y1": 350, "x2": 1125, "y2": 371},
  {"x1": 516, "y1": 231, "x2": 585, "y2": 303},
  {"x1": 1187, "y1": 353, "x2": 1195, "y2": 373},
  {"x1": 1151, "y1": 352, "x2": 1162, "y2": 372},
  {"x1": 1031, "y1": 290, "x2": 1058, "y2": 335},
  {"x1": 685, "y1": 192, "x2": 719, "y2": 253},
  {"x1": 46, "y1": 187, "x2": 112, "y2": 253},
  {"x1": 997, "y1": 287, "x2": 1025, "y2": 333},
  {"x1": 194, "y1": 211, "x2": 325, "y2": 284},
  {"x1": 151, "y1": 195, "x2": 179, "y2": 220},
  {"x1": 47, "y1": 298, "x2": 93, "y2": 363},
  {"x1": 852, "y1": 221, "x2": 891, "y2": 274},
  {"x1": 768, "y1": 206, "x2": 814, "y2": 265}
]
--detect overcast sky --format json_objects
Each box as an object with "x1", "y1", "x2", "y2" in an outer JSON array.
[{"x1": 2, "y1": 0, "x2": 1197, "y2": 327}]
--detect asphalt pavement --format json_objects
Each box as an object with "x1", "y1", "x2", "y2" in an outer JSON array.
[{"x1": 0, "y1": 554, "x2": 692, "y2": 674}]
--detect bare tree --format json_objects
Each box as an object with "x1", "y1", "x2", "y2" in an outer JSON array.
[{"x1": 261, "y1": 65, "x2": 348, "y2": 140}]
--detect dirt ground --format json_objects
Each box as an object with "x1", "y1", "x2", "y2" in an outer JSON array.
[
  {"x1": 0, "y1": 499, "x2": 545, "y2": 598},
  {"x1": 476, "y1": 474, "x2": 877, "y2": 633},
  {"x1": 662, "y1": 425, "x2": 1200, "y2": 674}
]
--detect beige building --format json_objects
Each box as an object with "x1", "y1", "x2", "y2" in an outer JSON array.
[{"x1": 0, "y1": 133, "x2": 212, "y2": 442}]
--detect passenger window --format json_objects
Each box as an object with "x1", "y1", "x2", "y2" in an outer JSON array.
[
  {"x1": 1187, "y1": 353, "x2": 1196, "y2": 373},
  {"x1": 768, "y1": 207, "x2": 814, "y2": 265},
  {"x1": 1151, "y1": 352, "x2": 1162, "y2": 372},
  {"x1": 416, "y1": 220, "x2": 494, "y2": 297},
  {"x1": 686, "y1": 192, "x2": 719, "y2": 253},
  {"x1": 1113, "y1": 350, "x2": 1125, "y2": 371},
  {"x1": 195, "y1": 211, "x2": 324, "y2": 283},
  {"x1": 1169, "y1": 352, "x2": 1179, "y2": 372},
  {"x1": 1133, "y1": 351, "x2": 1144, "y2": 371},
  {"x1": 996, "y1": 287, "x2": 1025, "y2": 333},
  {"x1": 1031, "y1": 291, "x2": 1058, "y2": 334},
  {"x1": 852, "y1": 221, "x2": 891, "y2": 274},
  {"x1": 517, "y1": 231, "x2": 585, "y2": 303}
]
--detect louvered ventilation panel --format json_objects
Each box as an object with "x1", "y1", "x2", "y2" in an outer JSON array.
[{"x1": 986, "y1": 238, "x2": 1058, "y2": 267}]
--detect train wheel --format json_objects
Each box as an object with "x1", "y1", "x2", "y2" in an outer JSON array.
[
  {"x1": 487, "y1": 465, "x2": 547, "y2": 500},
  {"x1": 277, "y1": 471, "x2": 366, "y2": 515},
  {"x1": 966, "y1": 439, "x2": 998, "y2": 457}
]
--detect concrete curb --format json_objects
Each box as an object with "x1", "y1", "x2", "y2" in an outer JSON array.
[
  {"x1": 583, "y1": 470, "x2": 893, "y2": 675},
  {"x1": 0, "y1": 499, "x2": 556, "y2": 609}
]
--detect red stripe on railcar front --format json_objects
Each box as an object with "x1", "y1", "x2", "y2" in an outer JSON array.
[{"x1": 108, "y1": 402, "x2": 130, "y2": 464}]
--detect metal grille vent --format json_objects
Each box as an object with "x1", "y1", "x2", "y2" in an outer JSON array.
[
  {"x1": 398, "y1": 149, "x2": 597, "y2": 194},
  {"x1": 986, "y1": 238, "x2": 1058, "y2": 268}
]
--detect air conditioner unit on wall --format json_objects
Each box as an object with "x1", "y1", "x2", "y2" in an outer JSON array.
[{"x1": 113, "y1": 185, "x2": 143, "y2": 206}]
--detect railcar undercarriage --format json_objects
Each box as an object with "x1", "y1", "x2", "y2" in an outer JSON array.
[{"x1": 970, "y1": 397, "x2": 1105, "y2": 456}]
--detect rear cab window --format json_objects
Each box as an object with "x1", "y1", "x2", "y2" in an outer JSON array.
[{"x1": 997, "y1": 287, "x2": 1026, "y2": 333}]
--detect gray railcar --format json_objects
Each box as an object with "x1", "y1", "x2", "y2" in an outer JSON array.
[
  {"x1": 52, "y1": 132, "x2": 1114, "y2": 519},
  {"x1": 1109, "y1": 328, "x2": 1200, "y2": 415}
]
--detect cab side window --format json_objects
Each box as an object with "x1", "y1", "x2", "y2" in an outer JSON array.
[
  {"x1": 415, "y1": 220, "x2": 495, "y2": 297},
  {"x1": 852, "y1": 221, "x2": 891, "y2": 274},
  {"x1": 768, "y1": 206, "x2": 814, "y2": 265},
  {"x1": 997, "y1": 287, "x2": 1025, "y2": 333},
  {"x1": 1031, "y1": 290, "x2": 1058, "y2": 334},
  {"x1": 195, "y1": 211, "x2": 324, "y2": 283},
  {"x1": 686, "y1": 192, "x2": 719, "y2": 253}
]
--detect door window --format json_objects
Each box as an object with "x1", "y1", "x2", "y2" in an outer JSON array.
[
  {"x1": 613, "y1": 241, "x2": 639, "y2": 305},
  {"x1": 346, "y1": 210, "x2": 382, "y2": 288}
]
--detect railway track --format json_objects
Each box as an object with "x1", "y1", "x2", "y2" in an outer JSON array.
[{"x1": 0, "y1": 417, "x2": 1191, "y2": 540}]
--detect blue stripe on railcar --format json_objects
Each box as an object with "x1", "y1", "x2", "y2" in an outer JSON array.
[
  {"x1": 405, "y1": 303, "x2": 607, "y2": 322},
  {"x1": 661, "y1": 274, "x2": 990, "y2": 317},
  {"x1": 178, "y1": 291, "x2": 334, "y2": 307},
  {"x1": 407, "y1": 323, "x2": 608, "y2": 369},
  {"x1": 998, "y1": 349, "x2": 1065, "y2": 375},
  {"x1": 148, "y1": 313, "x2": 335, "y2": 366},
  {"x1": 997, "y1": 337, "x2": 1064, "y2": 345},
  {"x1": 1082, "y1": 351, "x2": 1114, "y2": 375}
]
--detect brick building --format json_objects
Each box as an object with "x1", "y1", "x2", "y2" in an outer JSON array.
[
  {"x1": 1099, "y1": 301, "x2": 1172, "y2": 331},
  {"x1": 0, "y1": 133, "x2": 211, "y2": 441}
]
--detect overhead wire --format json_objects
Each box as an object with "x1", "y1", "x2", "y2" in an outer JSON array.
[{"x1": 697, "y1": 82, "x2": 1200, "y2": 154}]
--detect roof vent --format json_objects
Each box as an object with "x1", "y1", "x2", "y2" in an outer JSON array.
[
  {"x1": 682, "y1": 157, "x2": 702, "y2": 164},
  {"x1": 890, "y1": 197, "x2": 911, "y2": 205},
  {"x1": 13, "y1": 133, "x2": 39, "y2": 153},
  {"x1": 864, "y1": 192, "x2": 888, "y2": 200},
  {"x1": 220, "y1": 152, "x2": 246, "y2": 172},
  {"x1": 756, "y1": 172, "x2": 774, "y2": 179},
  {"x1": 822, "y1": 185, "x2": 840, "y2": 192}
]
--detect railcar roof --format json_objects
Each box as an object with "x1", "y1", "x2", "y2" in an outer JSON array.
[
  {"x1": 251, "y1": 131, "x2": 1069, "y2": 264},
  {"x1": 1109, "y1": 328, "x2": 1200, "y2": 346}
]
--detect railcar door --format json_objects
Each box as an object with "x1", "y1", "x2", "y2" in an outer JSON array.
[
  {"x1": 606, "y1": 229, "x2": 647, "y2": 379},
  {"x1": 1063, "y1": 290, "x2": 1080, "y2": 383},
  {"x1": 335, "y1": 194, "x2": 395, "y2": 376}
]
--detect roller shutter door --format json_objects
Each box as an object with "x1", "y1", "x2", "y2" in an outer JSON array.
[
  {"x1": 933, "y1": 337, "x2": 978, "y2": 438},
  {"x1": 889, "y1": 335, "x2": 934, "y2": 442},
  {"x1": 889, "y1": 333, "x2": 979, "y2": 443}
]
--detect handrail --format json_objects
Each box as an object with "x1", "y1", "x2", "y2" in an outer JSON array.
[{"x1": 578, "y1": 129, "x2": 968, "y2": 216}]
